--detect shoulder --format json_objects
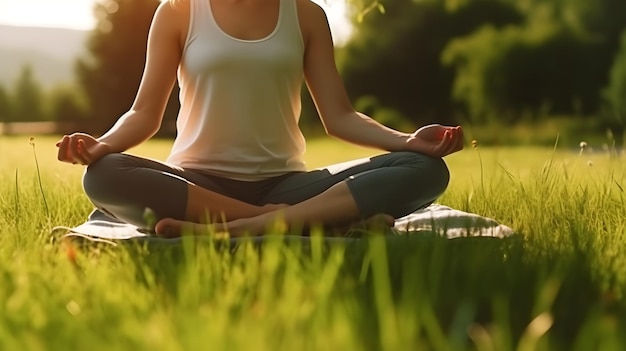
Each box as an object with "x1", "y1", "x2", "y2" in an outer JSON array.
[
  {"x1": 154, "y1": 0, "x2": 188, "y2": 16},
  {"x1": 156, "y1": 0, "x2": 190, "y2": 22},
  {"x1": 152, "y1": 0, "x2": 190, "y2": 47},
  {"x1": 296, "y1": 0, "x2": 330, "y2": 24},
  {"x1": 166, "y1": 0, "x2": 190, "y2": 12},
  {"x1": 296, "y1": 0, "x2": 331, "y2": 42}
]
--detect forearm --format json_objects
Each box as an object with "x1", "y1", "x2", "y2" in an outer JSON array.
[
  {"x1": 97, "y1": 109, "x2": 162, "y2": 153},
  {"x1": 325, "y1": 111, "x2": 411, "y2": 152}
]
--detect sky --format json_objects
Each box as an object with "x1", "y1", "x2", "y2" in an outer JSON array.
[{"x1": 0, "y1": 0, "x2": 353, "y2": 43}]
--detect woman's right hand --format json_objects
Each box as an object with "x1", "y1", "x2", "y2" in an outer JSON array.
[{"x1": 56, "y1": 133, "x2": 112, "y2": 166}]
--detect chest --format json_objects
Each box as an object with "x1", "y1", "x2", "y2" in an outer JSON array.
[
  {"x1": 209, "y1": 0, "x2": 281, "y2": 41},
  {"x1": 182, "y1": 0, "x2": 303, "y2": 77}
]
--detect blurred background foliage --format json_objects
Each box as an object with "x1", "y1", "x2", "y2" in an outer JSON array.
[
  {"x1": 0, "y1": 0, "x2": 624, "y2": 147},
  {"x1": 337, "y1": 0, "x2": 626, "y2": 146}
]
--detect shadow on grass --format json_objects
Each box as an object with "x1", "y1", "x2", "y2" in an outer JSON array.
[
  {"x1": 343, "y1": 233, "x2": 625, "y2": 350},
  {"x1": 90, "y1": 231, "x2": 626, "y2": 350}
]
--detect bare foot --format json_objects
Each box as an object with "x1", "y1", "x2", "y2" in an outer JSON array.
[
  {"x1": 154, "y1": 218, "x2": 223, "y2": 238},
  {"x1": 154, "y1": 203, "x2": 288, "y2": 238},
  {"x1": 155, "y1": 213, "x2": 396, "y2": 239},
  {"x1": 155, "y1": 216, "x2": 263, "y2": 238}
]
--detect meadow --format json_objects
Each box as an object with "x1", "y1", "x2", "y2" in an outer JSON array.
[{"x1": 0, "y1": 135, "x2": 624, "y2": 350}]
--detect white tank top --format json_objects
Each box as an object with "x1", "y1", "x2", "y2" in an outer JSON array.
[{"x1": 167, "y1": 0, "x2": 306, "y2": 180}]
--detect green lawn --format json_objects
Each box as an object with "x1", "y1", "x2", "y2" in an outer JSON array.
[{"x1": 0, "y1": 135, "x2": 625, "y2": 350}]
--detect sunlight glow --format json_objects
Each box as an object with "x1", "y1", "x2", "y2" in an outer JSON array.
[
  {"x1": 0, "y1": 0, "x2": 352, "y2": 42},
  {"x1": 0, "y1": 0, "x2": 95, "y2": 29}
]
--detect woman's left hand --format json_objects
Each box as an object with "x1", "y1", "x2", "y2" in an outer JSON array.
[{"x1": 405, "y1": 124, "x2": 464, "y2": 158}]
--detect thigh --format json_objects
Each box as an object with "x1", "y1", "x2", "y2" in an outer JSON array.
[
  {"x1": 87, "y1": 153, "x2": 237, "y2": 194},
  {"x1": 83, "y1": 153, "x2": 243, "y2": 226},
  {"x1": 263, "y1": 151, "x2": 449, "y2": 218},
  {"x1": 261, "y1": 152, "x2": 407, "y2": 205}
]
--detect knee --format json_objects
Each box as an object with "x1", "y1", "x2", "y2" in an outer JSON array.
[
  {"x1": 82, "y1": 153, "x2": 128, "y2": 202},
  {"x1": 427, "y1": 156, "x2": 450, "y2": 196},
  {"x1": 400, "y1": 152, "x2": 450, "y2": 196}
]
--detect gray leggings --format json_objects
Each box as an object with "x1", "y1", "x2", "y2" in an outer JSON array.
[{"x1": 83, "y1": 151, "x2": 450, "y2": 228}]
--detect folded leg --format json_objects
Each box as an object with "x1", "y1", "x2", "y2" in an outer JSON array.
[{"x1": 83, "y1": 153, "x2": 284, "y2": 229}]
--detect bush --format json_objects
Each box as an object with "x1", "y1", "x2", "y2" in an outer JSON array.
[{"x1": 443, "y1": 17, "x2": 607, "y2": 123}]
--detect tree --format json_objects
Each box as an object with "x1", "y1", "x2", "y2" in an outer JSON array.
[
  {"x1": 443, "y1": 0, "x2": 626, "y2": 123},
  {"x1": 338, "y1": 0, "x2": 522, "y2": 127},
  {"x1": 0, "y1": 85, "x2": 11, "y2": 123},
  {"x1": 443, "y1": 24, "x2": 602, "y2": 122},
  {"x1": 76, "y1": 0, "x2": 167, "y2": 134},
  {"x1": 49, "y1": 85, "x2": 89, "y2": 123},
  {"x1": 12, "y1": 65, "x2": 45, "y2": 122}
]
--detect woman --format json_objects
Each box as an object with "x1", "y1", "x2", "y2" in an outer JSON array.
[{"x1": 57, "y1": 0, "x2": 464, "y2": 237}]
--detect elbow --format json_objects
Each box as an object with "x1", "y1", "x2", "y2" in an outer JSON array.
[
  {"x1": 323, "y1": 122, "x2": 342, "y2": 139},
  {"x1": 320, "y1": 109, "x2": 358, "y2": 139},
  {"x1": 130, "y1": 107, "x2": 164, "y2": 137},
  {"x1": 320, "y1": 115, "x2": 349, "y2": 139},
  {"x1": 140, "y1": 120, "x2": 163, "y2": 141},
  {"x1": 146, "y1": 119, "x2": 162, "y2": 137},
  {"x1": 325, "y1": 122, "x2": 356, "y2": 141}
]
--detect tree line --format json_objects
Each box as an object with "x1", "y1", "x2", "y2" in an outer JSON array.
[
  {"x1": 340, "y1": 0, "x2": 626, "y2": 140},
  {"x1": 0, "y1": 0, "x2": 162, "y2": 135},
  {"x1": 0, "y1": 65, "x2": 88, "y2": 124},
  {"x1": 1, "y1": 0, "x2": 624, "y2": 143}
]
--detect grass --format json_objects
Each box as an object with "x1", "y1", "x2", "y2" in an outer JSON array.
[{"x1": 0, "y1": 135, "x2": 625, "y2": 350}]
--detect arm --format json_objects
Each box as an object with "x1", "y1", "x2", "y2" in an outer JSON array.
[
  {"x1": 300, "y1": 1, "x2": 462, "y2": 157},
  {"x1": 57, "y1": 1, "x2": 187, "y2": 164}
]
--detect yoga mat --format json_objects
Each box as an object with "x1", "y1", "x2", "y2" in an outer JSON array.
[{"x1": 51, "y1": 204, "x2": 515, "y2": 246}]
